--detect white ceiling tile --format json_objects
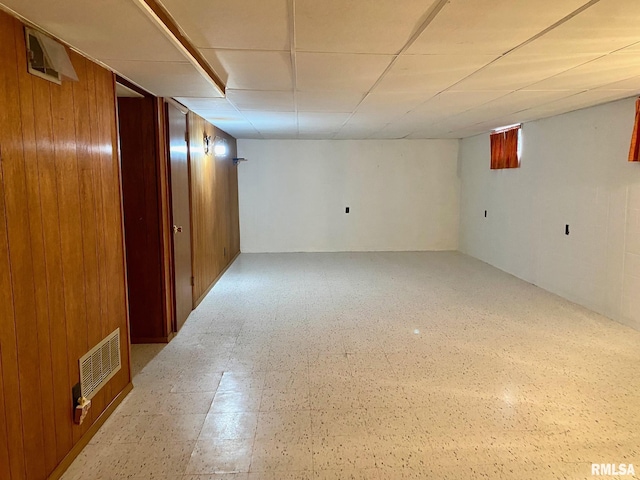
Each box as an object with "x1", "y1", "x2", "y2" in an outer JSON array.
[
  {"x1": 333, "y1": 127, "x2": 379, "y2": 139},
  {"x1": 296, "y1": 53, "x2": 394, "y2": 92},
  {"x1": 376, "y1": 123, "x2": 417, "y2": 139},
  {"x1": 297, "y1": 113, "x2": 350, "y2": 130},
  {"x1": 620, "y1": 42, "x2": 640, "y2": 53},
  {"x1": 407, "y1": 0, "x2": 587, "y2": 55},
  {"x1": 356, "y1": 92, "x2": 437, "y2": 116},
  {"x1": 375, "y1": 54, "x2": 496, "y2": 93},
  {"x1": 175, "y1": 97, "x2": 240, "y2": 115},
  {"x1": 452, "y1": 53, "x2": 599, "y2": 91},
  {"x1": 254, "y1": 127, "x2": 298, "y2": 139},
  {"x1": 527, "y1": 53, "x2": 640, "y2": 91},
  {"x1": 209, "y1": 121, "x2": 262, "y2": 139},
  {"x1": 226, "y1": 90, "x2": 295, "y2": 111},
  {"x1": 296, "y1": 91, "x2": 365, "y2": 112},
  {"x1": 0, "y1": 0, "x2": 186, "y2": 62},
  {"x1": 107, "y1": 60, "x2": 223, "y2": 97},
  {"x1": 158, "y1": 0, "x2": 289, "y2": 50},
  {"x1": 242, "y1": 111, "x2": 297, "y2": 131},
  {"x1": 345, "y1": 112, "x2": 397, "y2": 128},
  {"x1": 202, "y1": 50, "x2": 292, "y2": 91},
  {"x1": 592, "y1": 76, "x2": 640, "y2": 92},
  {"x1": 516, "y1": 0, "x2": 640, "y2": 55},
  {"x1": 408, "y1": 90, "x2": 510, "y2": 120},
  {"x1": 470, "y1": 90, "x2": 582, "y2": 117},
  {"x1": 296, "y1": 0, "x2": 438, "y2": 54},
  {"x1": 521, "y1": 90, "x2": 637, "y2": 119}
]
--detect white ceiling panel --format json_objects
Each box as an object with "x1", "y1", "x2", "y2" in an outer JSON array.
[
  {"x1": 175, "y1": 97, "x2": 240, "y2": 116},
  {"x1": 226, "y1": 90, "x2": 295, "y2": 112},
  {"x1": 345, "y1": 112, "x2": 398, "y2": 128},
  {"x1": 333, "y1": 126, "x2": 382, "y2": 139},
  {"x1": 203, "y1": 50, "x2": 293, "y2": 91},
  {"x1": 471, "y1": 90, "x2": 583, "y2": 117},
  {"x1": 107, "y1": 60, "x2": 223, "y2": 98},
  {"x1": 521, "y1": 90, "x2": 638, "y2": 119},
  {"x1": 375, "y1": 54, "x2": 496, "y2": 93},
  {"x1": 242, "y1": 111, "x2": 297, "y2": 130},
  {"x1": 296, "y1": 91, "x2": 365, "y2": 112},
  {"x1": 295, "y1": 0, "x2": 438, "y2": 54},
  {"x1": 516, "y1": 0, "x2": 640, "y2": 55},
  {"x1": 298, "y1": 113, "x2": 350, "y2": 131},
  {"x1": 8, "y1": 0, "x2": 640, "y2": 140},
  {"x1": 296, "y1": 53, "x2": 394, "y2": 92},
  {"x1": 376, "y1": 123, "x2": 420, "y2": 139},
  {"x1": 407, "y1": 0, "x2": 587, "y2": 55},
  {"x1": 0, "y1": 0, "x2": 185, "y2": 62},
  {"x1": 208, "y1": 121, "x2": 262, "y2": 139},
  {"x1": 158, "y1": 0, "x2": 290, "y2": 50},
  {"x1": 356, "y1": 92, "x2": 437, "y2": 116},
  {"x1": 527, "y1": 53, "x2": 640, "y2": 91},
  {"x1": 408, "y1": 90, "x2": 510, "y2": 120},
  {"x1": 452, "y1": 53, "x2": 599, "y2": 91},
  {"x1": 592, "y1": 75, "x2": 640, "y2": 92}
]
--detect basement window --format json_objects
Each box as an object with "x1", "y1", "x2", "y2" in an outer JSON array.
[
  {"x1": 25, "y1": 27, "x2": 78, "y2": 84},
  {"x1": 490, "y1": 124, "x2": 521, "y2": 169}
]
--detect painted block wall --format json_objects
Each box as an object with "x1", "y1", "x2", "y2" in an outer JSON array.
[
  {"x1": 237, "y1": 139, "x2": 460, "y2": 253},
  {"x1": 459, "y1": 97, "x2": 640, "y2": 330}
]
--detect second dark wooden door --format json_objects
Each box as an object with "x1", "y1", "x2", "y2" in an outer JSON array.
[{"x1": 167, "y1": 102, "x2": 193, "y2": 332}]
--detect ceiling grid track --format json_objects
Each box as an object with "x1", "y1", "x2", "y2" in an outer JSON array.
[
  {"x1": 400, "y1": 0, "x2": 605, "y2": 138},
  {"x1": 335, "y1": 0, "x2": 450, "y2": 136}
]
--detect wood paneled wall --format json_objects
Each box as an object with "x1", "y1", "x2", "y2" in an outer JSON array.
[
  {"x1": 188, "y1": 112, "x2": 240, "y2": 305},
  {"x1": 0, "y1": 11, "x2": 131, "y2": 480},
  {"x1": 119, "y1": 97, "x2": 173, "y2": 343}
]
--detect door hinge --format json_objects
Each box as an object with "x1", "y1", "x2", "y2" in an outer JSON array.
[
  {"x1": 184, "y1": 131, "x2": 189, "y2": 143},
  {"x1": 190, "y1": 276, "x2": 195, "y2": 286}
]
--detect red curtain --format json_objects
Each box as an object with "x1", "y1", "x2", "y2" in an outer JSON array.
[
  {"x1": 490, "y1": 126, "x2": 520, "y2": 169},
  {"x1": 629, "y1": 98, "x2": 640, "y2": 162},
  {"x1": 490, "y1": 131, "x2": 504, "y2": 169}
]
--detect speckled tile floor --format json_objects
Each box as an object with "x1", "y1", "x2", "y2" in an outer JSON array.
[{"x1": 62, "y1": 252, "x2": 640, "y2": 480}]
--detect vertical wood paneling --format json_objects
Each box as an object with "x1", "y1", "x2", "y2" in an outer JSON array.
[
  {"x1": 29, "y1": 56, "x2": 73, "y2": 465},
  {"x1": 97, "y1": 65, "x2": 130, "y2": 398},
  {"x1": 0, "y1": 23, "x2": 26, "y2": 474},
  {"x1": 72, "y1": 54, "x2": 107, "y2": 428},
  {"x1": 2, "y1": 15, "x2": 47, "y2": 480},
  {"x1": 0, "y1": 346, "x2": 10, "y2": 480},
  {"x1": 50, "y1": 60, "x2": 90, "y2": 447},
  {"x1": 0, "y1": 11, "x2": 131, "y2": 479},
  {"x1": 189, "y1": 112, "x2": 240, "y2": 304},
  {"x1": 12, "y1": 21, "x2": 58, "y2": 474}
]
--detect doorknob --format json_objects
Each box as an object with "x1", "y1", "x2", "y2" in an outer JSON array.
[{"x1": 173, "y1": 225, "x2": 183, "y2": 234}]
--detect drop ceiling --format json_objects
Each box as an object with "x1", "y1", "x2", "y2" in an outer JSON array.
[{"x1": 2, "y1": 0, "x2": 640, "y2": 139}]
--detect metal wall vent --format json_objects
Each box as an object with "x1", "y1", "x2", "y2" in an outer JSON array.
[
  {"x1": 25, "y1": 27, "x2": 78, "y2": 84},
  {"x1": 79, "y1": 328, "x2": 121, "y2": 399}
]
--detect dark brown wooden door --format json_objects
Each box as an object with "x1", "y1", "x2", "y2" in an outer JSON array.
[{"x1": 167, "y1": 102, "x2": 193, "y2": 331}]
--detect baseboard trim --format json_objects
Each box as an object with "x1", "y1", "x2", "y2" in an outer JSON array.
[
  {"x1": 48, "y1": 382, "x2": 134, "y2": 480},
  {"x1": 193, "y1": 251, "x2": 240, "y2": 308}
]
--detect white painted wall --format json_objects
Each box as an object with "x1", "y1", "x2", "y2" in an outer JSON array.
[
  {"x1": 459, "y1": 97, "x2": 640, "y2": 331},
  {"x1": 237, "y1": 139, "x2": 460, "y2": 253}
]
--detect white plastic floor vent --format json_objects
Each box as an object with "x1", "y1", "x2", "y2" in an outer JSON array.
[{"x1": 79, "y1": 328, "x2": 121, "y2": 399}]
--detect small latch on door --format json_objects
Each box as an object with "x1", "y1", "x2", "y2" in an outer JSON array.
[{"x1": 173, "y1": 225, "x2": 183, "y2": 234}]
